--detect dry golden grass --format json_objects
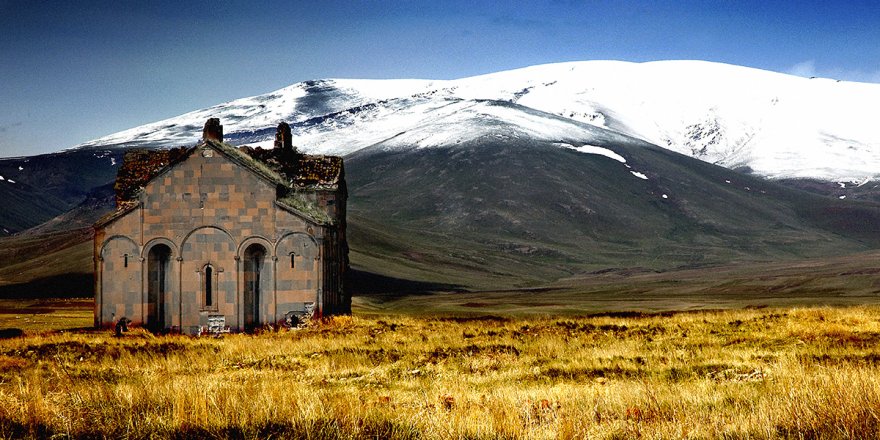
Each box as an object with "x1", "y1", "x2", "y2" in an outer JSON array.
[
  {"x1": 3, "y1": 307, "x2": 880, "y2": 438},
  {"x1": 0, "y1": 299, "x2": 92, "y2": 334}
]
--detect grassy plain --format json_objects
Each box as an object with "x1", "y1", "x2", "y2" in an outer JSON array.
[
  {"x1": 0, "y1": 299, "x2": 92, "y2": 334},
  {"x1": 3, "y1": 304, "x2": 880, "y2": 438},
  {"x1": 354, "y1": 250, "x2": 880, "y2": 315}
]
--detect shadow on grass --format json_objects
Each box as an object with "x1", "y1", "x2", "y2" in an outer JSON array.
[
  {"x1": 0, "y1": 329, "x2": 24, "y2": 339},
  {"x1": 0, "y1": 269, "x2": 464, "y2": 300},
  {"x1": 0, "y1": 273, "x2": 93, "y2": 299},
  {"x1": 0, "y1": 418, "x2": 422, "y2": 440},
  {"x1": 346, "y1": 268, "x2": 465, "y2": 297}
]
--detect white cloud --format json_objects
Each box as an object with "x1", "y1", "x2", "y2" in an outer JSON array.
[
  {"x1": 788, "y1": 60, "x2": 817, "y2": 78},
  {"x1": 787, "y1": 60, "x2": 880, "y2": 84}
]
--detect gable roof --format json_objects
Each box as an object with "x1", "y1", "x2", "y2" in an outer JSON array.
[
  {"x1": 238, "y1": 146, "x2": 344, "y2": 189},
  {"x1": 113, "y1": 147, "x2": 189, "y2": 206},
  {"x1": 102, "y1": 136, "x2": 343, "y2": 229},
  {"x1": 94, "y1": 200, "x2": 139, "y2": 228},
  {"x1": 275, "y1": 195, "x2": 334, "y2": 225},
  {"x1": 113, "y1": 141, "x2": 287, "y2": 206},
  {"x1": 205, "y1": 140, "x2": 289, "y2": 187},
  {"x1": 113, "y1": 141, "x2": 343, "y2": 202}
]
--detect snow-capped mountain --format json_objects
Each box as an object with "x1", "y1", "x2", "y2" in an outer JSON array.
[
  {"x1": 76, "y1": 60, "x2": 880, "y2": 182},
  {"x1": 9, "y1": 60, "x2": 880, "y2": 288}
]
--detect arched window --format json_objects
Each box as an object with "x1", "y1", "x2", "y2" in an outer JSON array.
[{"x1": 203, "y1": 264, "x2": 214, "y2": 308}]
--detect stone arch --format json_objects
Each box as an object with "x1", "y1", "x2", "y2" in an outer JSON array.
[
  {"x1": 100, "y1": 235, "x2": 140, "y2": 261},
  {"x1": 98, "y1": 235, "x2": 141, "y2": 327},
  {"x1": 142, "y1": 237, "x2": 178, "y2": 259},
  {"x1": 180, "y1": 225, "x2": 235, "y2": 250},
  {"x1": 276, "y1": 232, "x2": 319, "y2": 267},
  {"x1": 237, "y1": 235, "x2": 274, "y2": 259},
  {"x1": 275, "y1": 232, "x2": 321, "y2": 318},
  {"x1": 179, "y1": 225, "x2": 237, "y2": 330}
]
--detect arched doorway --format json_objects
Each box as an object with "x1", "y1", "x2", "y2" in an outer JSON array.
[
  {"x1": 243, "y1": 243, "x2": 267, "y2": 330},
  {"x1": 146, "y1": 244, "x2": 171, "y2": 332}
]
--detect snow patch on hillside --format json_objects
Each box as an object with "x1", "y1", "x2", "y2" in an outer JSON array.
[{"x1": 558, "y1": 142, "x2": 626, "y2": 163}]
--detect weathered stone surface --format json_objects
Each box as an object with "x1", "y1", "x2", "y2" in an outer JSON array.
[
  {"x1": 113, "y1": 147, "x2": 187, "y2": 206},
  {"x1": 274, "y1": 121, "x2": 292, "y2": 152},
  {"x1": 202, "y1": 118, "x2": 223, "y2": 142},
  {"x1": 95, "y1": 119, "x2": 349, "y2": 332}
]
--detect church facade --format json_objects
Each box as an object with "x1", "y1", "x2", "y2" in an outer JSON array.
[{"x1": 94, "y1": 118, "x2": 348, "y2": 333}]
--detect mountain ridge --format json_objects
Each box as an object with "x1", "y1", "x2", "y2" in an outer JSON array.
[{"x1": 68, "y1": 60, "x2": 880, "y2": 183}]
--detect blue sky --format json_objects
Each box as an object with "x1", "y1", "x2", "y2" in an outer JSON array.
[{"x1": 2, "y1": 0, "x2": 880, "y2": 157}]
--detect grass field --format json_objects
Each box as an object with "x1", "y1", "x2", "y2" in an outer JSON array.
[
  {"x1": 0, "y1": 299, "x2": 92, "y2": 334},
  {"x1": 354, "y1": 250, "x2": 880, "y2": 316},
  {"x1": 3, "y1": 303, "x2": 880, "y2": 438}
]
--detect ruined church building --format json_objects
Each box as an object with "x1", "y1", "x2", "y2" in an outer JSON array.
[{"x1": 94, "y1": 119, "x2": 349, "y2": 333}]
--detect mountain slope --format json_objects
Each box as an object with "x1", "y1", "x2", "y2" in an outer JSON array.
[
  {"x1": 0, "y1": 149, "x2": 123, "y2": 235},
  {"x1": 72, "y1": 60, "x2": 880, "y2": 183},
  {"x1": 342, "y1": 102, "x2": 880, "y2": 288},
  {"x1": 4, "y1": 99, "x2": 880, "y2": 295}
]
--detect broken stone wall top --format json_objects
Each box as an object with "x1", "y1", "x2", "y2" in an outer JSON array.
[
  {"x1": 114, "y1": 147, "x2": 188, "y2": 206},
  {"x1": 112, "y1": 119, "x2": 343, "y2": 207},
  {"x1": 274, "y1": 121, "x2": 293, "y2": 152},
  {"x1": 295, "y1": 155, "x2": 344, "y2": 188},
  {"x1": 202, "y1": 118, "x2": 223, "y2": 142}
]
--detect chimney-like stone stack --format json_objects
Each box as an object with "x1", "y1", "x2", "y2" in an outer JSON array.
[
  {"x1": 274, "y1": 122, "x2": 292, "y2": 152},
  {"x1": 203, "y1": 118, "x2": 223, "y2": 142}
]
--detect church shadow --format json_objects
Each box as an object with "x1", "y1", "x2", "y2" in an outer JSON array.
[
  {"x1": 0, "y1": 273, "x2": 93, "y2": 299},
  {"x1": 346, "y1": 268, "x2": 465, "y2": 297},
  {"x1": 0, "y1": 269, "x2": 463, "y2": 300}
]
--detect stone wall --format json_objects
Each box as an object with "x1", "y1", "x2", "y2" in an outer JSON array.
[{"x1": 95, "y1": 143, "x2": 338, "y2": 331}]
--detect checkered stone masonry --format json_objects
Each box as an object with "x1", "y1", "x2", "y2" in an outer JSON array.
[{"x1": 95, "y1": 136, "x2": 348, "y2": 332}]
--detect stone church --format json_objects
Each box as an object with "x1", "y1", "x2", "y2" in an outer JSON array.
[{"x1": 94, "y1": 118, "x2": 348, "y2": 333}]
